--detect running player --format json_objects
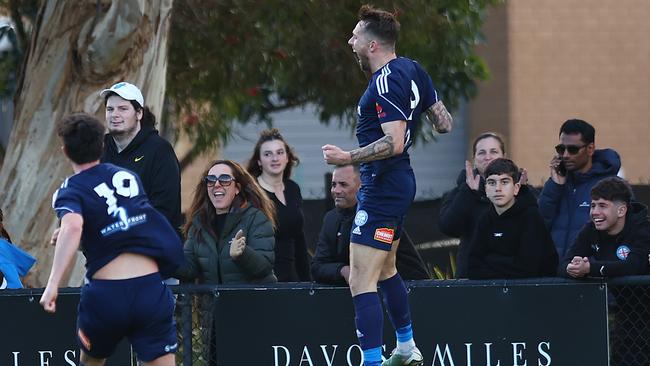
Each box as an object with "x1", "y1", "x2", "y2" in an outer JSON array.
[
  {"x1": 322, "y1": 5, "x2": 452, "y2": 366},
  {"x1": 40, "y1": 113, "x2": 183, "y2": 366}
]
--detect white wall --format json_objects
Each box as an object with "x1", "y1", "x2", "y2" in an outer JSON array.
[{"x1": 221, "y1": 104, "x2": 468, "y2": 200}]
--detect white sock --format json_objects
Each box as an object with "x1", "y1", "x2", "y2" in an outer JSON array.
[{"x1": 397, "y1": 339, "x2": 416, "y2": 356}]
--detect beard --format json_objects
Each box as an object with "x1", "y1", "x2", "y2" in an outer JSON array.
[{"x1": 354, "y1": 52, "x2": 371, "y2": 73}]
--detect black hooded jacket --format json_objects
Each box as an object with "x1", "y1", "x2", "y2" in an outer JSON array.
[
  {"x1": 102, "y1": 126, "x2": 182, "y2": 235},
  {"x1": 558, "y1": 201, "x2": 650, "y2": 277},
  {"x1": 467, "y1": 185, "x2": 559, "y2": 279},
  {"x1": 311, "y1": 205, "x2": 431, "y2": 285},
  {"x1": 439, "y1": 169, "x2": 491, "y2": 278}
]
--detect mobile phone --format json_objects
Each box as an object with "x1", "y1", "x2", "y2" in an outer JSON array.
[{"x1": 555, "y1": 160, "x2": 567, "y2": 177}]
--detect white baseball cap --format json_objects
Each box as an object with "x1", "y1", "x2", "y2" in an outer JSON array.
[{"x1": 100, "y1": 81, "x2": 144, "y2": 107}]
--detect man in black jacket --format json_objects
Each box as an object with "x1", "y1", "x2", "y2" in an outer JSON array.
[
  {"x1": 560, "y1": 176, "x2": 650, "y2": 278},
  {"x1": 311, "y1": 164, "x2": 430, "y2": 285},
  {"x1": 99, "y1": 82, "x2": 182, "y2": 237}
]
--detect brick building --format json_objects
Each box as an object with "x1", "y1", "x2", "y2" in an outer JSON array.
[{"x1": 470, "y1": 0, "x2": 650, "y2": 185}]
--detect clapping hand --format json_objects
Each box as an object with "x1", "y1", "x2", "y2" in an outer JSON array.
[
  {"x1": 465, "y1": 160, "x2": 480, "y2": 191},
  {"x1": 518, "y1": 168, "x2": 528, "y2": 186},
  {"x1": 229, "y1": 229, "x2": 246, "y2": 259}
]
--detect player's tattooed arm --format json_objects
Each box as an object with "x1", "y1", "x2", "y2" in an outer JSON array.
[
  {"x1": 426, "y1": 101, "x2": 453, "y2": 133},
  {"x1": 349, "y1": 134, "x2": 396, "y2": 163}
]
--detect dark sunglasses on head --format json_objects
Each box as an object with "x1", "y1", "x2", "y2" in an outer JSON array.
[
  {"x1": 204, "y1": 174, "x2": 235, "y2": 187},
  {"x1": 555, "y1": 143, "x2": 586, "y2": 155}
]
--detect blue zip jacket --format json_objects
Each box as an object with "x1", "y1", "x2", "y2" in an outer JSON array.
[
  {"x1": 538, "y1": 148, "x2": 621, "y2": 258},
  {"x1": 0, "y1": 239, "x2": 36, "y2": 289}
]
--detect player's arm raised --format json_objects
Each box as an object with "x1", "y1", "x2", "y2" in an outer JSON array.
[
  {"x1": 425, "y1": 100, "x2": 453, "y2": 134},
  {"x1": 322, "y1": 120, "x2": 406, "y2": 165},
  {"x1": 351, "y1": 120, "x2": 406, "y2": 163},
  {"x1": 40, "y1": 213, "x2": 83, "y2": 313}
]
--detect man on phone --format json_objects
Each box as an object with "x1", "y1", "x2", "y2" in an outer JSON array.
[{"x1": 538, "y1": 119, "x2": 621, "y2": 259}]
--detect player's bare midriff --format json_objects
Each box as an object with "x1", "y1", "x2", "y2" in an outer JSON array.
[{"x1": 92, "y1": 252, "x2": 159, "y2": 280}]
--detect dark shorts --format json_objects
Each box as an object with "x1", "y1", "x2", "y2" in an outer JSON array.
[
  {"x1": 351, "y1": 169, "x2": 416, "y2": 251},
  {"x1": 77, "y1": 272, "x2": 177, "y2": 362}
]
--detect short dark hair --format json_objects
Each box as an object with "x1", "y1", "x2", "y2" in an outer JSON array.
[
  {"x1": 472, "y1": 132, "x2": 506, "y2": 156},
  {"x1": 484, "y1": 158, "x2": 520, "y2": 182},
  {"x1": 358, "y1": 4, "x2": 400, "y2": 45},
  {"x1": 335, "y1": 163, "x2": 360, "y2": 176},
  {"x1": 56, "y1": 113, "x2": 105, "y2": 164},
  {"x1": 559, "y1": 119, "x2": 595, "y2": 144},
  {"x1": 591, "y1": 177, "x2": 632, "y2": 206}
]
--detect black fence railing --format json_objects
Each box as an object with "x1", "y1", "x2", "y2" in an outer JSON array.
[
  {"x1": 171, "y1": 277, "x2": 650, "y2": 366},
  {"x1": 0, "y1": 277, "x2": 647, "y2": 365}
]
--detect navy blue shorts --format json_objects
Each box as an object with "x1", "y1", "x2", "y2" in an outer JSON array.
[
  {"x1": 77, "y1": 272, "x2": 177, "y2": 362},
  {"x1": 351, "y1": 169, "x2": 416, "y2": 251}
]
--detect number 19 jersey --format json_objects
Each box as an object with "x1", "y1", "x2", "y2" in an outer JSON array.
[{"x1": 52, "y1": 163, "x2": 183, "y2": 279}]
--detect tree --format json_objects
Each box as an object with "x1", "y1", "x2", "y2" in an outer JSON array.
[
  {"x1": 0, "y1": 0, "x2": 173, "y2": 286},
  {"x1": 0, "y1": 0, "x2": 497, "y2": 286},
  {"x1": 169, "y1": 0, "x2": 497, "y2": 167}
]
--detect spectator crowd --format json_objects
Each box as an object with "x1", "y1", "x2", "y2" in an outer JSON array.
[{"x1": 2, "y1": 84, "x2": 649, "y2": 288}]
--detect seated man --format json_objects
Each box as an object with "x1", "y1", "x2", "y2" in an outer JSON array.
[
  {"x1": 560, "y1": 176, "x2": 650, "y2": 278},
  {"x1": 311, "y1": 164, "x2": 430, "y2": 285},
  {"x1": 468, "y1": 158, "x2": 558, "y2": 279}
]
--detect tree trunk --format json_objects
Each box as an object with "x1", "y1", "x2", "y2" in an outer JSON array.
[{"x1": 0, "y1": 0, "x2": 172, "y2": 287}]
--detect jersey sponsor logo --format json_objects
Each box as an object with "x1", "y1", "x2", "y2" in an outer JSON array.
[
  {"x1": 134, "y1": 155, "x2": 145, "y2": 162},
  {"x1": 78, "y1": 328, "x2": 92, "y2": 351},
  {"x1": 579, "y1": 201, "x2": 590, "y2": 207},
  {"x1": 375, "y1": 102, "x2": 386, "y2": 118},
  {"x1": 354, "y1": 210, "x2": 368, "y2": 226},
  {"x1": 591, "y1": 243, "x2": 600, "y2": 252},
  {"x1": 616, "y1": 245, "x2": 631, "y2": 260},
  {"x1": 352, "y1": 226, "x2": 361, "y2": 235},
  {"x1": 374, "y1": 228, "x2": 394, "y2": 244},
  {"x1": 100, "y1": 213, "x2": 148, "y2": 236}
]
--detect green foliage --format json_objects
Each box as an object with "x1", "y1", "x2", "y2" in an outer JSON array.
[
  {"x1": 169, "y1": 0, "x2": 499, "y2": 152},
  {"x1": 432, "y1": 250, "x2": 457, "y2": 280},
  {"x1": 0, "y1": 0, "x2": 499, "y2": 152}
]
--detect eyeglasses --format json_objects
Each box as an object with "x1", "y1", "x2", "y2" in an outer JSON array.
[
  {"x1": 555, "y1": 144, "x2": 587, "y2": 155},
  {"x1": 204, "y1": 174, "x2": 235, "y2": 187}
]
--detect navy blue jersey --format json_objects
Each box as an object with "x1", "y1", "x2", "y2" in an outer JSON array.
[
  {"x1": 356, "y1": 57, "x2": 438, "y2": 179},
  {"x1": 51, "y1": 163, "x2": 183, "y2": 278}
]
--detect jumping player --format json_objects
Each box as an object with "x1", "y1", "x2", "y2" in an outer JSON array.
[
  {"x1": 40, "y1": 113, "x2": 183, "y2": 366},
  {"x1": 322, "y1": 5, "x2": 452, "y2": 366}
]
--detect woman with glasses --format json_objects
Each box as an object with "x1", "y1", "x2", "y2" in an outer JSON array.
[
  {"x1": 176, "y1": 159, "x2": 277, "y2": 284},
  {"x1": 439, "y1": 132, "x2": 521, "y2": 278},
  {"x1": 246, "y1": 129, "x2": 311, "y2": 282}
]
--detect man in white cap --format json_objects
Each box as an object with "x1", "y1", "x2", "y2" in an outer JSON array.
[{"x1": 99, "y1": 82, "x2": 182, "y2": 239}]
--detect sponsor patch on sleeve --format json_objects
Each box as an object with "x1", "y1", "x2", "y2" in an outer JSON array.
[
  {"x1": 375, "y1": 102, "x2": 386, "y2": 118},
  {"x1": 374, "y1": 228, "x2": 394, "y2": 244},
  {"x1": 78, "y1": 328, "x2": 92, "y2": 351}
]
